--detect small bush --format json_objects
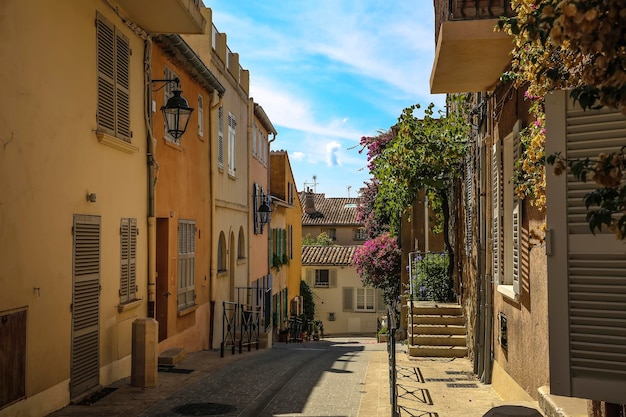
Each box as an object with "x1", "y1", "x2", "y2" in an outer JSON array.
[{"x1": 411, "y1": 253, "x2": 451, "y2": 302}]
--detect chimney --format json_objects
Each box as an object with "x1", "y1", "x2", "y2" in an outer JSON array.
[{"x1": 304, "y1": 188, "x2": 317, "y2": 214}]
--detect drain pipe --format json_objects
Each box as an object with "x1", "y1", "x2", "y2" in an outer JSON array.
[
  {"x1": 208, "y1": 90, "x2": 223, "y2": 349},
  {"x1": 481, "y1": 134, "x2": 494, "y2": 384}
]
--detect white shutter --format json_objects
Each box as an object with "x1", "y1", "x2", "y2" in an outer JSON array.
[
  {"x1": 228, "y1": 113, "x2": 236, "y2": 176},
  {"x1": 492, "y1": 141, "x2": 503, "y2": 283},
  {"x1": 546, "y1": 90, "x2": 626, "y2": 404},
  {"x1": 512, "y1": 201, "x2": 520, "y2": 295},
  {"x1": 218, "y1": 106, "x2": 224, "y2": 167},
  {"x1": 96, "y1": 14, "x2": 115, "y2": 137}
]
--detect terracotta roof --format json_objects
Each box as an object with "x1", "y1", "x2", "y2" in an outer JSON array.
[
  {"x1": 302, "y1": 245, "x2": 358, "y2": 266},
  {"x1": 300, "y1": 192, "x2": 362, "y2": 226}
]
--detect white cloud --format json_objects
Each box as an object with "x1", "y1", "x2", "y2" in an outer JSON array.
[
  {"x1": 291, "y1": 151, "x2": 305, "y2": 161},
  {"x1": 326, "y1": 141, "x2": 342, "y2": 167}
]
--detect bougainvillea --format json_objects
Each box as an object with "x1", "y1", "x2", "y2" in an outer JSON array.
[
  {"x1": 355, "y1": 180, "x2": 390, "y2": 239},
  {"x1": 500, "y1": 0, "x2": 626, "y2": 239},
  {"x1": 352, "y1": 232, "x2": 401, "y2": 305}
]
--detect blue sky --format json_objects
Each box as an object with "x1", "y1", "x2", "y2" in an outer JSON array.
[{"x1": 210, "y1": 1, "x2": 446, "y2": 197}]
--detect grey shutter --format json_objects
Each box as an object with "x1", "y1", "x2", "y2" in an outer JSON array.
[
  {"x1": 253, "y1": 184, "x2": 259, "y2": 234},
  {"x1": 306, "y1": 269, "x2": 314, "y2": 287},
  {"x1": 177, "y1": 220, "x2": 196, "y2": 310},
  {"x1": 512, "y1": 201, "x2": 520, "y2": 295},
  {"x1": 546, "y1": 91, "x2": 626, "y2": 403},
  {"x1": 218, "y1": 106, "x2": 224, "y2": 167},
  {"x1": 465, "y1": 152, "x2": 473, "y2": 254},
  {"x1": 343, "y1": 287, "x2": 354, "y2": 311},
  {"x1": 329, "y1": 269, "x2": 337, "y2": 288},
  {"x1": 96, "y1": 13, "x2": 115, "y2": 137},
  {"x1": 120, "y1": 218, "x2": 137, "y2": 303},
  {"x1": 115, "y1": 30, "x2": 130, "y2": 141},
  {"x1": 71, "y1": 215, "x2": 100, "y2": 398},
  {"x1": 492, "y1": 141, "x2": 503, "y2": 283}
]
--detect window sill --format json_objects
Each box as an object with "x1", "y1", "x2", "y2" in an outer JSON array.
[
  {"x1": 228, "y1": 172, "x2": 236, "y2": 180},
  {"x1": 177, "y1": 304, "x2": 198, "y2": 317},
  {"x1": 497, "y1": 285, "x2": 519, "y2": 303},
  {"x1": 163, "y1": 138, "x2": 183, "y2": 151},
  {"x1": 117, "y1": 298, "x2": 143, "y2": 313},
  {"x1": 96, "y1": 131, "x2": 138, "y2": 154},
  {"x1": 217, "y1": 270, "x2": 228, "y2": 278},
  {"x1": 237, "y1": 257, "x2": 247, "y2": 265}
]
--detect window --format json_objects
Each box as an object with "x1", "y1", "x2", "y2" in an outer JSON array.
[
  {"x1": 313, "y1": 269, "x2": 336, "y2": 288},
  {"x1": 238, "y1": 227, "x2": 245, "y2": 259},
  {"x1": 0, "y1": 310, "x2": 26, "y2": 408},
  {"x1": 96, "y1": 12, "x2": 130, "y2": 142},
  {"x1": 217, "y1": 106, "x2": 224, "y2": 168},
  {"x1": 198, "y1": 95, "x2": 204, "y2": 137},
  {"x1": 492, "y1": 122, "x2": 521, "y2": 298},
  {"x1": 327, "y1": 228, "x2": 336, "y2": 241},
  {"x1": 356, "y1": 288, "x2": 375, "y2": 311},
  {"x1": 252, "y1": 123, "x2": 257, "y2": 157},
  {"x1": 228, "y1": 112, "x2": 236, "y2": 176},
  {"x1": 354, "y1": 228, "x2": 367, "y2": 241},
  {"x1": 120, "y1": 218, "x2": 137, "y2": 304},
  {"x1": 288, "y1": 182, "x2": 294, "y2": 205},
  {"x1": 217, "y1": 232, "x2": 227, "y2": 272},
  {"x1": 177, "y1": 219, "x2": 196, "y2": 310},
  {"x1": 164, "y1": 66, "x2": 180, "y2": 143}
]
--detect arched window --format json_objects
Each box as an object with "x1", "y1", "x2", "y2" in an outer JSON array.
[
  {"x1": 217, "y1": 232, "x2": 227, "y2": 272},
  {"x1": 238, "y1": 227, "x2": 246, "y2": 259}
]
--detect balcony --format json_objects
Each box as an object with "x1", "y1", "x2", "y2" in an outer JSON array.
[
  {"x1": 430, "y1": 0, "x2": 514, "y2": 94},
  {"x1": 116, "y1": 0, "x2": 205, "y2": 34}
]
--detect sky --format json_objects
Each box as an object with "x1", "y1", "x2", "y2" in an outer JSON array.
[{"x1": 210, "y1": 1, "x2": 446, "y2": 197}]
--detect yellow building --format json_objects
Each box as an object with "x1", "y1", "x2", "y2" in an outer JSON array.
[
  {"x1": 182, "y1": 9, "x2": 253, "y2": 350},
  {"x1": 0, "y1": 1, "x2": 205, "y2": 416},
  {"x1": 150, "y1": 35, "x2": 224, "y2": 353},
  {"x1": 249, "y1": 101, "x2": 277, "y2": 344},
  {"x1": 269, "y1": 151, "x2": 303, "y2": 332}
]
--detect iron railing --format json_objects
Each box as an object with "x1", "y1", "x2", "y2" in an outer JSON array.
[{"x1": 449, "y1": 0, "x2": 513, "y2": 20}]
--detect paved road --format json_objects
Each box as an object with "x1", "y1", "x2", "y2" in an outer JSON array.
[{"x1": 139, "y1": 338, "x2": 386, "y2": 417}]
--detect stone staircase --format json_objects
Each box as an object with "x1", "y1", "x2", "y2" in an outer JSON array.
[{"x1": 407, "y1": 302, "x2": 468, "y2": 358}]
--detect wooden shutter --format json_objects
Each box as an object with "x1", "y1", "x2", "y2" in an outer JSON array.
[
  {"x1": 218, "y1": 106, "x2": 224, "y2": 167},
  {"x1": 306, "y1": 269, "x2": 314, "y2": 287},
  {"x1": 546, "y1": 90, "x2": 626, "y2": 403},
  {"x1": 96, "y1": 13, "x2": 115, "y2": 137},
  {"x1": 0, "y1": 310, "x2": 26, "y2": 407},
  {"x1": 343, "y1": 287, "x2": 354, "y2": 311},
  {"x1": 329, "y1": 270, "x2": 337, "y2": 288},
  {"x1": 492, "y1": 141, "x2": 503, "y2": 283},
  {"x1": 465, "y1": 152, "x2": 474, "y2": 254},
  {"x1": 120, "y1": 218, "x2": 137, "y2": 303},
  {"x1": 71, "y1": 214, "x2": 100, "y2": 398},
  {"x1": 96, "y1": 13, "x2": 130, "y2": 142},
  {"x1": 115, "y1": 30, "x2": 130, "y2": 141},
  {"x1": 177, "y1": 220, "x2": 196, "y2": 310},
  {"x1": 253, "y1": 184, "x2": 259, "y2": 234}
]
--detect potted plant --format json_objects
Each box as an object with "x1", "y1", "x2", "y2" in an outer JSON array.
[{"x1": 377, "y1": 326, "x2": 388, "y2": 343}]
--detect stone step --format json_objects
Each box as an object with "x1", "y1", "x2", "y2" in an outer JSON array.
[
  {"x1": 412, "y1": 315, "x2": 465, "y2": 326},
  {"x1": 408, "y1": 345, "x2": 468, "y2": 358},
  {"x1": 410, "y1": 305, "x2": 463, "y2": 316},
  {"x1": 409, "y1": 334, "x2": 467, "y2": 346},
  {"x1": 158, "y1": 347, "x2": 186, "y2": 366},
  {"x1": 410, "y1": 324, "x2": 467, "y2": 335}
]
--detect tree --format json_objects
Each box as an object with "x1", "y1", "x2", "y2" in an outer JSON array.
[
  {"x1": 352, "y1": 232, "x2": 402, "y2": 305},
  {"x1": 302, "y1": 232, "x2": 334, "y2": 246},
  {"x1": 300, "y1": 280, "x2": 315, "y2": 323},
  {"x1": 359, "y1": 96, "x2": 471, "y2": 280}
]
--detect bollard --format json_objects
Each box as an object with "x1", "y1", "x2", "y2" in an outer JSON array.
[{"x1": 131, "y1": 318, "x2": 159, "y2": 387}]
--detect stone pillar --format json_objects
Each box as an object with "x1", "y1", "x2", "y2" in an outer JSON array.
[{"x1": 131, "y1": 318, "x2": 158, "y2": 387}]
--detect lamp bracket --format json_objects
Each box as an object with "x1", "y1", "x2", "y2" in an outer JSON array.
[{"x1": 152, "y1": 77, "x2": 180, "y2": 92}]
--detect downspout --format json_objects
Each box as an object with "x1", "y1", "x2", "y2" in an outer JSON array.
[
  {"x1": 267, "y1": 132, "x2": 276, "y2": 333},
  {"x1": 208, "y1": 90, "x2": 223, "y2": 349},
  {"x1": 144, "y1": 37, "x2": 158, "y2": 318}
]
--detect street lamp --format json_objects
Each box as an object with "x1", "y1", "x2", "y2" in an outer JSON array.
[
  {"x1": 258, "y1": 199, "x2": 272, "y2": 225},
  {"x1": 153, "y1": 78, "x2": 194, "y2": 140}
]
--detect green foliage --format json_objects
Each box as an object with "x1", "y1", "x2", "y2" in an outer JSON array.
[
  {"x1": 302, "y1": 232, "x2": 334, "y2": 246},
  {"x1": 300, "y1": 280, "x2": 315, "y2": 322},
  {"x1": 411, "y1": 253, "x2": 452, "y2": 302},
  {"x1": 360, "y1": 96, "x2": 471, "y2": 235}
]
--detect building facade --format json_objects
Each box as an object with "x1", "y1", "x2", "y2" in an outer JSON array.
[{"x1": 0, "y1": 1, "x2": 205, "y2": 415}]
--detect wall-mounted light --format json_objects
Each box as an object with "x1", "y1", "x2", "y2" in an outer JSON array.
[
  {"x1": 258, "y1": 198, "x2": 272, "y2": 225},
  {"x1": 153, "y1": 78, "x2": 194, "y2": 140},
  {"x1": 86, "y1": 193, "x2": 97, "y2": 203}
]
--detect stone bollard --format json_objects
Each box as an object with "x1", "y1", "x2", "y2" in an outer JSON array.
[
  {"x1": 482, "y1": 405, "x2": 543, "y2": 417},
  {"x1": 131, "y1": 318, "x2": 158, "y2": 387}
]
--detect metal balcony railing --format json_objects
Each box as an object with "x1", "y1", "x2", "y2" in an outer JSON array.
[{"x1": 449, "y1": 0, "x2": 513, "y2": 20}]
